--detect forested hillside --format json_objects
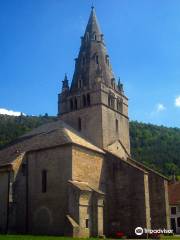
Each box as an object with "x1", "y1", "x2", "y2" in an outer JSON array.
[
  {"x1": 130, "y1": 121, "x2": 180, "y2": 177},
  {"x1": 0, "y1": 114, "x2": 57, "y2": 148},
  {"x1": 0, "y1": 114, "x2": 180, "y2": 178}
]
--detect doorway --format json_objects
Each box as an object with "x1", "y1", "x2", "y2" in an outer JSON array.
[{"x1": 171, "y1": 218, "x2": 176, "y2": 233}]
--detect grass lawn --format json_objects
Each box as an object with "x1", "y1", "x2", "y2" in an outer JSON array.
[
  {"x1": 0, "y1": 236, "x2": 86, "y2": 240},
  {"x1": 161, "y1": 236, "x2": 180, "y2": 239},
  {"x1": 0, "y1": 235, "x2": 180, "y2": 240}
]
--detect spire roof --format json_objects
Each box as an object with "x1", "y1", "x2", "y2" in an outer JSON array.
[
  {"x1": 70, "y1": 7, "x2": 120, "y2": 92},
  {"x1": 84, "y1": 7, "x2": 102, "y2": 37}
]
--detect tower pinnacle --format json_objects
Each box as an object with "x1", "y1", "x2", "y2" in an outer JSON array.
[
  {"x1": 62, "y1": 74, "x2": 69, "y2": 92},
  {"x1": 70, "y1": 7, "x2": 121, "y2": 92}
]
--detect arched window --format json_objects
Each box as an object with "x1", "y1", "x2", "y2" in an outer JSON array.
[
  {"x1": 83, "y1": 95, "x2": 87, "y2": 107},
  {"x1": 78, "y1": 79, "x2": 82, "y2": 88},
  {"x1": 87, "y1": 94, "x2": 90, "y2": 106},
  {"x1": 94, "y1": 34, "x2": 97, "y2": 41},
  {"x1": 111, "y1": 96, "x2": 115, "y2": 109},
  {"x1": 108, "y1": 95, "x2": 111, "y2": 107},
  {"x1": 85, "y1": 219, "x2": 89, "y2": 228},
  {"x1": 70, "y1": 99, "x2": 73, "y2": 111},
  {"x1": 111, "y1": 78, "x2": 115, "y2": 89},
  {"x1": 78, "y1": 118, "x2": 82, "y2": 131},
  {"x1": 108, "y1": 93, "x2": 115, "y2": 109},
  {"x1": 106, "y1": 55, "x2": 109, "y2": 66},
  {"x1": 117, "y1": 98, "x2": 123, "y2": 112},
  {"x1": 86, "y1": 32, "x2": 89, "y2": 41},
  {"x1": 42, "y1": 170, "x2": 47, "y2": 193},
  {"x1": 74, "y1": 98, "x2": 77, "y2": 110},
  {"x1": 96, "y1": 55, "x2": 99, "y2": 64}
]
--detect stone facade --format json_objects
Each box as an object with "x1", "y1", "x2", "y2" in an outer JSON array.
[{"x1": 0, "y1": 7, "x2": 170, "y2": 238}]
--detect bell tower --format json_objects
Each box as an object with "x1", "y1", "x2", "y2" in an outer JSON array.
[{"x1": 58, "y1": 7, "x2": 130, "y2": 157}]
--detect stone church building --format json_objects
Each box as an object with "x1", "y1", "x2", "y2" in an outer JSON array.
[{"x1": 0, "y1": 8, "x2": 170, "y2": 238}]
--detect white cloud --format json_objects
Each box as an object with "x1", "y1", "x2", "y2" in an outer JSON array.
[
  {"x1": 0, "y1": 108, "x2": 26, "y2": 116},
  {"x1": 156, "y1": 103, "x2": 166, "y2": 112},
  {"x1": 175, "y1": 96, "x2": 180, "y2": 107},
  {"x1": 150, "y1": 103, "x2": 166, "y2": 117}
]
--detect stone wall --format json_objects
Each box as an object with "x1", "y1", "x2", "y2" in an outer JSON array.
[
  {"x1": 128, "y1": 158, "x2": 170, "y2": 230},
  {"x1": 0, "y1": 170, "x2": 9, "y2": 233},
  {"x1": 60, "y1": 105, "x2": 103, "y2": 148},
  {"x1": 105, "y1": 153, "x2": 150, "y2": 237},
  {"x1": 72, "y1": 145, "x2": 104, "y2": 189},
  {"x1": 27, "y1": 145, "x2": 72, "y2": 235},
  {"x1": 101, "y1": 105, "x2": 130, "y2": 154},
  {"x1": 149, "y1": 172, "x2": 170, "y2": 229}
]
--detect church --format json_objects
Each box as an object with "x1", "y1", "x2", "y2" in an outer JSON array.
[{"x1": 0, "y1": 7, "x2": 170, "y2": 238}]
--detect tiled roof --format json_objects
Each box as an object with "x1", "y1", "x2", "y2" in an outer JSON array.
[
  {"x1": 0, "y1": 120, "x2": 104, "y2": 166},
  {"x1": 168, "y1": 181, "x2": 180, "y2": 205}
]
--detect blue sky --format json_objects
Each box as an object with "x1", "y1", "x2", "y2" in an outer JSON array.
[{"x1": 0, "y1": 0, "x2": 180, "y2": 127}]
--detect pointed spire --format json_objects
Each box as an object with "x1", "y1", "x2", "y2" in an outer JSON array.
[
  {"x1": 118, "y1": 77, "x2": 124, "y2": 92},
  {"x1": 70, "y1": 7, "x2": 115, "y2": 91},
  {"x1": 62, "y1": 73, "x2": 69, "y2": 92},
  {"x1": 84, "y1": 6, "x2": 102, "y2": 39},
  {"x1": 118, "y1": 77, "x2": 121, "y2": 88}
]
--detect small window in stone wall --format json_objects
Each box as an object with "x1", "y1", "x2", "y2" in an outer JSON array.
[
  {"x1": 83, "y1": 95, "x2": 87, "y2": 107},
  {"x1": 117, "y1": 99, "x2": 123, "y2": 113},
  {"x1": 74, "y1": 98, "x2": 78, "y2": 110},
  {"x1": 22, "y1": 164, "x2": 26, "y2": 176},
  {"x1": 108, "y1": 94, "x2": 115, "y2": 109},
  {"x1": 85, "y1": 219, "x2": 89, "y2": 228},
  {"x1": 87, "y1": 94, "x2": 90, "y2": 106},
  {"x1": 171, "y1": 207, "x2": 176, "y2": 215},
  {"x1": 177, "y1": 217, "x2": 180, "y2": 227},
  {"x1": 70, "y1": 99, "x2": 73, "y2": 111},
  {"x1": 106, "y1": 55, "x2": 109, "y2": 66},
  {"x1": 78, "y1": 79, "x2": 82, "y2": 88},
  {"x1": 78, "y1": 118, "x2": 82, "y2": 131},
  {"x1": 108, "y1": 95, "x2": 111, "y2": 107},
  {"x1": 111, "y1": 78, "x2": 115, "y2": 89},
  {"x1": 42, "y1": 170, "x2": 47, "y2": 193},
  {"x1": 86, "y1": 32, "x2": 89, "y2": 41},
  {"x1": 96, "y1": 55, "x2": 99, "y2": 64},
  {"x1": 116, "y1": 119, "x2": 119, "y2": 133}
]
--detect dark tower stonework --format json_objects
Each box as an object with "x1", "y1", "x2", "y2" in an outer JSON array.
[{"x1": 58, "y1": 8, "x2": 130, "y2": 158}]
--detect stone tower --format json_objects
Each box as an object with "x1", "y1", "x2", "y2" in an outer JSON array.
[{"x1": 58, "y1": 7, "x2": 130, "y2": 157}]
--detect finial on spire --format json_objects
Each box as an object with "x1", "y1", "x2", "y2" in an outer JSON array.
[
  {"x1": 118, "y1": 77, "x2": 124, "y2": 92},
  {"x1": 91, "y1": 1, "x2": 94, "y2": 9},
  {"x1": 118, "y1": 77, "x2": 121, "y2": 86},
  {"x1": 62, "y1": 73, "x2": 69, "y2": 92},
  {"x1": 64, "y1": 73, "x2": 68, "y2": 80}
]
